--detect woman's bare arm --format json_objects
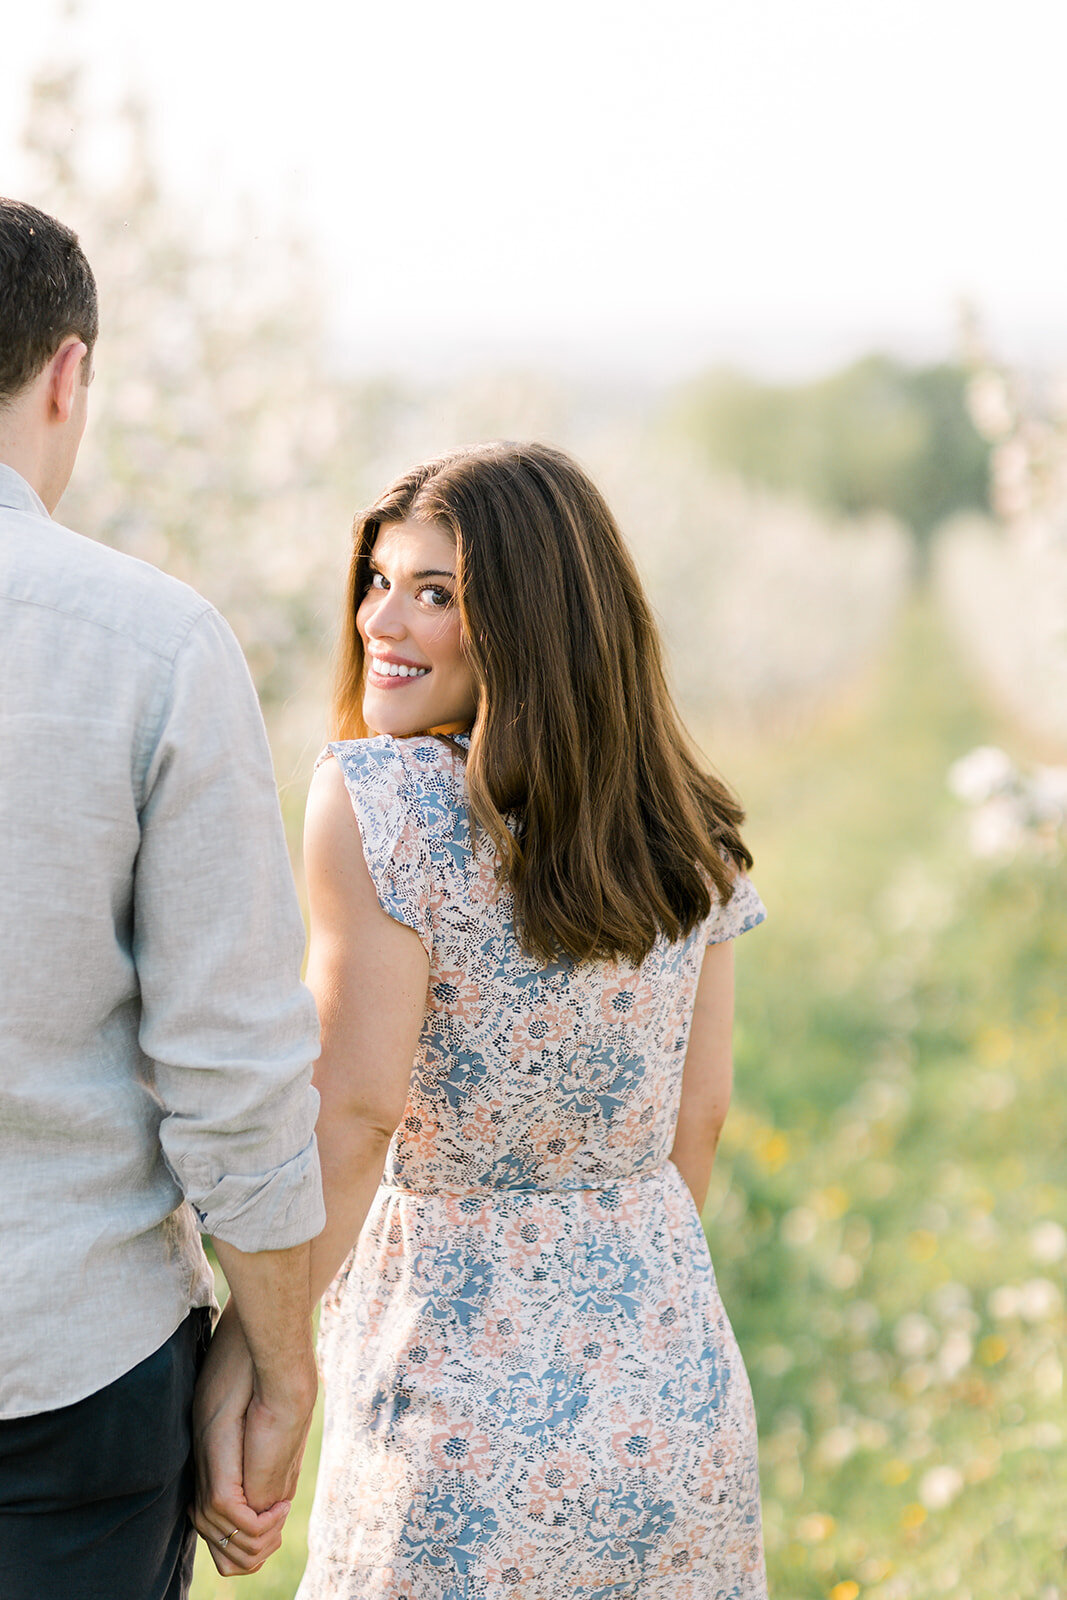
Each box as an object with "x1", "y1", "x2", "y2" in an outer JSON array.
[
  {"x1": 669, "y1": 941, "x2": 735, "y2": 1214},
  {"x1": 303, "y1": 757, "x2": 428, "y2": 1304}
]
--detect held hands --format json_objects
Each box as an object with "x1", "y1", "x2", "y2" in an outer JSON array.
[{"x1": 191, "y1": 1301, "x2": 318, "y2": 1576}]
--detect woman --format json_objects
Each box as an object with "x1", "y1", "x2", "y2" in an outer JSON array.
[{"x1": 302, "y1": 441, "x2": 767, "y2": 1598}]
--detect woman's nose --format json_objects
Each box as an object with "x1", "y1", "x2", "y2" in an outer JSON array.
[{"x1": 363, "y1": 592, "x2": 406, "y2": 639}]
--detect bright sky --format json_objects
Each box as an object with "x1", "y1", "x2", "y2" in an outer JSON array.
[{"x1": 2, "y1": 0, "x2": 1065, "y2": 381}]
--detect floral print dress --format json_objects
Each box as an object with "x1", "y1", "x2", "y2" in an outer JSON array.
[{"x1": 298, "y1": 735, "x2": 768, "y2": 1600}]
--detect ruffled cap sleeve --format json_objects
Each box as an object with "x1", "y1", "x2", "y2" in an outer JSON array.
[
  {"x1": 318, "y1": 738, "x2": 434, "y2": 953},
  {"x1": 706, "y1": 871, "x2": 767, "y2": 945}
]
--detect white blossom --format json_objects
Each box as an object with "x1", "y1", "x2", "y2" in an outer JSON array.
[{"x1": 919, "y1": 1465, "x2": 964, "y2": 1510}]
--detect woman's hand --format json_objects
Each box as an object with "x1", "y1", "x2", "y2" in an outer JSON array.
[{"x1": 190, "y1": 1302, "x2": 295, "y2": 1576}]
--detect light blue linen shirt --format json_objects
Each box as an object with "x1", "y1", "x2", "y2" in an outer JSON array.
[{"x1": 0, "y1": 464, "x2": 324, "y2": 1418}]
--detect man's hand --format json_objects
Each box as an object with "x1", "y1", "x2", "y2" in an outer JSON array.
[
  {"x1": 191, "y1": 1302, "x2": 313, "y2": 1575},
  {"x1": 240, "y1": 1370, "x2": 317, "y2": 1516}
]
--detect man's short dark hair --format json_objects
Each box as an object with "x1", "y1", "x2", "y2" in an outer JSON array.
[{"x1": 0, "y1": 199, "x2": 98, "y2": 402}]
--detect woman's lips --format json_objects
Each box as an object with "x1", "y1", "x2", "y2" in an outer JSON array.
[{"x1": 366, "y1": 658, "x2": 431, "y2": 689}]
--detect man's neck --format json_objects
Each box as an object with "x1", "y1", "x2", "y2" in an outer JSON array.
[
  {"x1": 0, "y1": 392, "x2": 45, "y2": 481},
  {"x1": 0, "y1": 434, "x2": 56, "y2": 513}
]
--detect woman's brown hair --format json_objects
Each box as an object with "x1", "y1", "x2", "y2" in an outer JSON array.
[{"x1": 333, "y1": 441, "x2": 752, "y2": 966}]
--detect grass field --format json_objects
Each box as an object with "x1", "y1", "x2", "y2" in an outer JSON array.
[{"x1": 192, "y1": 598, "x2": 1066, "y2": 1600}]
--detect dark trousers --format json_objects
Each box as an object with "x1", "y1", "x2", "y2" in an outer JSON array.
[{"x1": 0, "y1": 1309, "x2": 212, "y2": 1600}]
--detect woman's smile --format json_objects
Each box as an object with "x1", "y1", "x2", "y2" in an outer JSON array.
[{"x1": 365, "y1": 650, "x2": 430, "y2": 684}]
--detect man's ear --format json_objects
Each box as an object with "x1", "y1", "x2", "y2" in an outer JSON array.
[{"x1": 48, "y1": 337, "x2": 89, "y2": 423}]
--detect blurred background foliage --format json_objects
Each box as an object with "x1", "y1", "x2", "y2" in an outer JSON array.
[
  {"x1": 16, "y1": 54, "x2": 1067, "y2": 1600},
  {"x1": 670, "y1": 354, "x2": 991, "y2": 553}
]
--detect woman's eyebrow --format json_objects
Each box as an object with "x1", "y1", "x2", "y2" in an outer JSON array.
[{"x1": 367, "y1": 560, "x2": 456, "y2": 580}]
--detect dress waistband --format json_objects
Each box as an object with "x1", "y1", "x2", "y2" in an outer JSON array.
[{"x1": 378, "y1": 1162, "x2": 671, "y2": 1200}]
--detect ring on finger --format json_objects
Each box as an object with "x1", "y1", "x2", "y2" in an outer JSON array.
[{"x1": 217, "y1": 1527, "x2": 240, "y2": 1550}]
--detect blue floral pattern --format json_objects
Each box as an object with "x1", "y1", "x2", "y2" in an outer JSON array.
[{"x1": 299, "y1": 736, "x2": 768, "y2": 1600}]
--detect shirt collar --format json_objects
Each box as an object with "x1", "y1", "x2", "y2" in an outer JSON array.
[{"x1": 0, "y1": 463, "x2": 50, "y2": 521}]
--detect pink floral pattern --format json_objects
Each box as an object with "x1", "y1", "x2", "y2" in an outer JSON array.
[{"x1": 299, "y1": 735, "x2": 768, "y2": 1600}]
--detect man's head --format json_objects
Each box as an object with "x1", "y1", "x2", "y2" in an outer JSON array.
[{"x1": 0, "y1": 199, "x2": 98, "y2": 510}]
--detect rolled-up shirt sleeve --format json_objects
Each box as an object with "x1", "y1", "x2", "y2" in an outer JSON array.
[{"x1": 133, "y1": 605, "x2": 325, "y2": 1251}]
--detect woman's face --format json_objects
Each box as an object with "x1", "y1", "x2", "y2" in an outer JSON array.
[{"x1": 356, "y1": 519, "x2": 477, "y2": 738}]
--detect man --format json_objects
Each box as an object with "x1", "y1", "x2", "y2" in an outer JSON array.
[{"x1": 0, "y1": 198, "x2": 325, "y2": 1597}]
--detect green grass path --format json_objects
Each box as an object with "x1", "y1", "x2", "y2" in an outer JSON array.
[{"x1": 713, "y1": 598, "x2": 1067, "y2": 1600}]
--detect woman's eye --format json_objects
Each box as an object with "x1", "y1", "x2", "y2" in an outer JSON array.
[
  {"x1": 418, "y1": 585, "x2": 452, "y2": 608},
  {"x1": 368, "y1": 571, "x2": 389, "y2": 592}
]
